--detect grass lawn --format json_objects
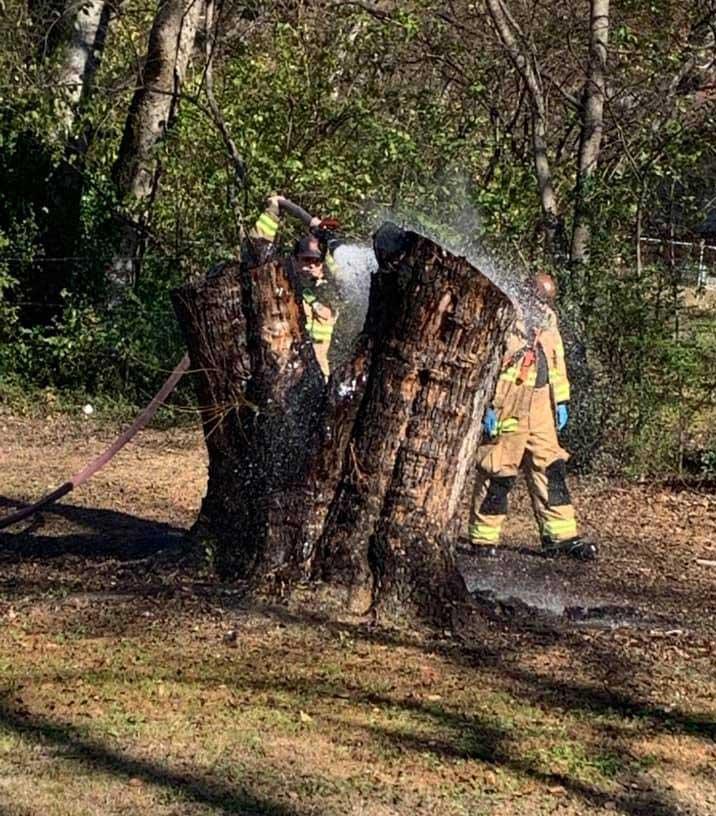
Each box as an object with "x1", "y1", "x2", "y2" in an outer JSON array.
[{"x1": 0, "y1": 414, "x2": 714, "y2": 815}]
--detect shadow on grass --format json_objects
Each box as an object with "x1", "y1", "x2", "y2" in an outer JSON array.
[
  {"x1": 0, "y1": 495, "x2": 187, "y2": 562},
  {"x1": 356, "y1": 712, "x2": 686, "y2": 816},
  {"x1": 0, "y1": 666, "x2": 689, "y2": 816},
  {"x1": 255, "y1": 601, "x2": 716, "y2": 742},
  {"x1": 0, "y1": 594, "x2": 711, "y2": 815},
  {"x1": 220, "y1": 662, "x2": 697, "y2": 816},
  {"x1": 503, "y1": 664, "x2": 716, "y2": 743},
  {"x1": 0, "y1": 696, "x2": 310, "y2": 816}
]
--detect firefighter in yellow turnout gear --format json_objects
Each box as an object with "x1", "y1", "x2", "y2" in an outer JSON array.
[
  {"x1": 469, "y1": 273, "x2": 597, "y2": 561},
  {"x1": 250, "y1": 194, "x2": 339, "y2": 380}
]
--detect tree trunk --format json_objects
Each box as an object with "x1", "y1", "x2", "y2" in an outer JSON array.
[
  {"x1": 173, "y1": 257, "x2": 327, "y2": 581},
  {"x1": 570, "y1": 0, "x2": 610, "y2": 265},
  {"x1": 316, "y1": 225, "x2": 513, "y2": 620},
  {"x1": 174, "y1": 225, "x2": 514, "y2": 624},
  {"x1": 12, "y1": 0, "x2": 115, "y2": 325},
  {"x1": 111, "y1": 0, "x2": 205, "y2": 294},
  {"x1": 485, "y1": 0, "x2": 564, "y2": 261},
  {"x1": 41, "y1": 0, "x2": 116, "y2": 310},
  {"x1": 54, "y1": 0, "x2": 114, "y2": 136}
]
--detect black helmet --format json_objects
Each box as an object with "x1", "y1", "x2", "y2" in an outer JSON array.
[{"x1": 294, "y1": 235, "x2": 322, "y2": 260}]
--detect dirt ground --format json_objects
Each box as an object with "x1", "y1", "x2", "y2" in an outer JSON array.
[{"x1": 0, "y1": 412, "x2": 714, "y2": 816}]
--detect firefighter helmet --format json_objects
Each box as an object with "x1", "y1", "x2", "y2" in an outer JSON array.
[{"x1": 533, "y1": 272, "x2": 558, "y2": 303}]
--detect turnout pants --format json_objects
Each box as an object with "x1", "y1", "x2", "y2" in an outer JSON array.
[
  {"x1": 312, "y1": 340, "x2": 331, "y2": 380},
  {"x1": 470, "y1": 385, "x2": 578, "y2": 547}
]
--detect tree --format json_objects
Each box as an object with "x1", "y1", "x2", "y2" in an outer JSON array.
[
  {"x1": 570, "y1": 0, "x2": 609, "y2": 265},
  {"x1": 173, "y1": 224, "x2": 514, "y2": 623},
  {"x1": 53, "y1": 0, "x2": 116, "y2": 137},
  {"x1": 485, "y1": 0, "x2": 564, "y2": 258},
  {"x1": 0, "y1": 0, "x2": 117, "y2": 324},
  {"x1": 111, "y1": 0, "x2": 206, "y2": 294}
]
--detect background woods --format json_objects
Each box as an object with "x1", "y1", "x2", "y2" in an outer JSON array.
[{"x1": 1, "y1": 0, "x2": 715, "y2": 476}]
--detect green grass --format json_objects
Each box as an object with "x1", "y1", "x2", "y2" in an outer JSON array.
[{"x1": 0, "y1": 598, "x2": 714, "y2": 816}]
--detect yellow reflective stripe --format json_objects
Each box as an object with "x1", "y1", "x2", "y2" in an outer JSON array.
[
  {"x1": 255, "y1": 212, "x2": 279, "y2": 239},
  {"x1": 553, "y1": 382, "x2": 570, "y2": 401},
  {"x1": 470, "y1": 523, "x2": 501, "y2": 543},
  {"x1": 549, "y1": 368, "x2": 570, "y2": 401},
  {"x1": 500, "y1": 366, "x2": 519, "y2": 383},
  {"x1": 309, "y1": 323, "x2": 334, "y2": 342},
  {"x1": 325, "y1": 252, "x2": 339, "y2": 275},
  {"x1": 543, "y1": 518, "x2": 577, "y2": 539},
  {"x1": 304, "y1": 291, "x2": 334, "y2": 341},
  {"x1": 497, "y1": 418, "x2": 518, "y2": 434},
  {"x1": 524, "y1": 370, "x2": 537, "y2": 385},
  {"x1": 553, "y1": 384, "x2": 570, "y2": 402}
]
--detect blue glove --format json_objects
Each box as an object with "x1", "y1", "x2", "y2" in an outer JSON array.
[
  {"x1": 556, "y1": 403, "x2": 569, "y2": 432},
  {"x1": 483, "y1": 407, "x2": 498, "y2": 437}
]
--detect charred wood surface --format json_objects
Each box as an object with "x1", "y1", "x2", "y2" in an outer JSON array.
[
  {"x1": 174, "y1": 258, "x2": 324, "y2": 580},
  {"x1": 172, "y1": 263, "x2": 249, "y2": 454},
  {"x1": 175, "y1": 225, "x2": 514, "y2": 623},
  {"x1": 315, "y1": 225, "x2": 514, "y2": 618}
]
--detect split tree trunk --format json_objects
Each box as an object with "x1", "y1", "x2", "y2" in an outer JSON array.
[{"x1": 173, "y1": 225, "x2": 514, "y2": 623}]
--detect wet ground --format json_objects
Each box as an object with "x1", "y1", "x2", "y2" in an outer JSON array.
[{"x1": 460, "y1": 547, "x2": 705, "y2": 636}]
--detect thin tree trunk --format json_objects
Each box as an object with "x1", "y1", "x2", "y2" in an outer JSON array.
[
  {"x1": 174, "y1": 225, "x2": 514, "y2": 624},
  {"x1": 46, "y1": 0, "x2": 116, "y2": 289},
  {"x1": 485, "y1": 0, "x2": 563, "y2": 259},
  {"x1": 531, "y1": 110, "x2": 562, "y2": 255},
  {"x1": 570, "y1": 0, "x2": 610, "y2": 265},
  {"x1": 54, "y1": 0, "x2": 115, "y2": 136},
  {"x1": 110, "y1": 0, "x2": 205, "y2": 293},
  {"x1": 18, "y1": 0, "x2": 115, "y2": 324}
]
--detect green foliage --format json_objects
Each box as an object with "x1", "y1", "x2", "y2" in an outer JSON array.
[{"x1": 0, "y1": 0, "x2": 713, "y2": 474}]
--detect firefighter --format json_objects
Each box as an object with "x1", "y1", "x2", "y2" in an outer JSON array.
[
  {"x1": 249, "y1": 193, "x2": 340, "y2": 379},
  {"x1": 467, "y1": 272, "x2": 597, "y2": 560}
]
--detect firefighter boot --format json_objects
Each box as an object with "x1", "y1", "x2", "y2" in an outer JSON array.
[{"x1": 541, "y1": 536, "x2": 598, "y2": 561}]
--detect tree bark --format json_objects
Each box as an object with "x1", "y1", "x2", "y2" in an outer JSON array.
[
  {"x1": 570, "y1": 0, "x2": 610, "y2": 265},
  {"x1": 316, "y1": 225, "x2": 513, "y2": 620},
  {"x1": 174, "y1": 225, "x2": 514, "y2": 624},
  {"x1": 54, "y1": 0, "x2": 115, "y2": 136},
  {"x1": 173, "y1": 257, "x2": 326, "y2": 582},
  {"x1": 485, "y1": 0, "x2": 564, "y2": 260},
  {"x1": 111, "y1": 0, "x2": 205, "y2": 293},
  {"x1": 14, "y1": 0, "x2": 116, "y2": 325}
]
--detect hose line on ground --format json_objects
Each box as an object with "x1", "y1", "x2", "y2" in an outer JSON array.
[{"x1": 0, "y1": 354, "x2": 191, "y2": 531}]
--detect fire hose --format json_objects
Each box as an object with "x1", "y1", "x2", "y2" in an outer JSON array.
[
  {"x1": 0, "y1": 354, "x2": 190, "y2": 531},
  {"x1": 0, "y1": 197, "x2": 337, "y2": 532},
  {"x1": 277, "y1": 196, "x2": 341, "y2": 243},
  {"x1": 277, "y1": 197, "x2": 312, "y2": 225}
]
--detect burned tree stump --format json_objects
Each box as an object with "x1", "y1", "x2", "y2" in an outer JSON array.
[
  {"x1": 173, "y1": 258, "x2": 325, "y2": 580},
  {"x1": 173, "y1": 224, "x2": 514, "y2": 622}
]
